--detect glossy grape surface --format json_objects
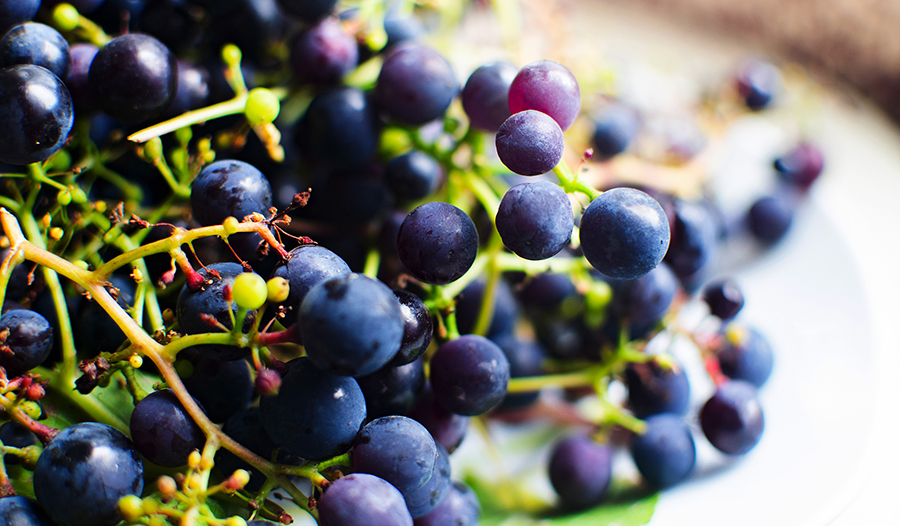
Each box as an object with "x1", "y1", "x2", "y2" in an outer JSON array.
[
  {"x1": 0, "y1": 64, "x2": 74, "y2": 166},
  {"x1": 385, "y1": 150, "x2": 443, "y2": 202},
  {"x1": 0, "y1": 309, "x2": 53, "y2": 376},
  {"x1": 390, "y1": 290, "x2": 433, "y2": 366},
  {"x1": 629, "y1": 413, "x2": 696, "y2": 489},
  {"x1": 357, "y1": 358, "x2": 425, "y2": 419},
  {"x1": 317, "y1": 473, "x2": 413, "y2": 526},
  {"x1": 352, "y1": 415, "x2": 437, "y2": 496},
  {"x1": 496, "y1": 180, "x2": 573, "y2": 260},
  {"x1": 495, "y1": 110, "x2": 565, "y2": 176},
  {"x1": 289, "y1": 18, "x2": 358, "y2": 85},
  {"x1": 298, "y1": 273, "x2": 404, "y2": 377},
  {"x1": 430, "y1": 334, "x2": 510, "y2": 416},
  {"x1": 548, "y1": 434, "x2": 613, "y2": 509},
  {"x1": 88, "y1": 33, "x2": 177, "y2": 124},
  {"x1": 0, "y1": 496, "x2": 56, "y2": 526},
  {"x1": 270, "y1": 245, "x2": 351, "y2": 327},
  {"x1": 375, "y1": 43, "x2": 458, "y2": 125},
  {"x1": 507, "y1": 60, "x2": 580, "y2": 131},
  {"x1": 397, "y1": 202, "x2": 479, "y2": 285},
  {"x1": 405, "y1": 441, "x2": 451, "y2": 517},
  {"x1": 413, "y1": 481, "x2": 480, "y2": 526},
  {"x1": 0, "y1": 23, "x2": 71, "y2": 79},
  {"x1": 130, "y1": 389, "x2": 206, "y2": 467},
  {"x1": 717, "y1": 326, "x2": 774, "y2": 388},
  {"x1": 0, "y1": 1, "x2": 40, "y2": 34},
  {"x1": 625, "y1": 358, "x2": 691, "y2": 418},
  {"x1": 702, "y1": 278, "x2": 745, "y2": 320},
  {"x1": 34, "y1": 422, "x2": 144, "y2": 526},
  {"x1": 700, "y1": 380, "x2": 765, "y2": 455},
  {"x1": 579, "y1": 187, "x2": 671, "y2": 280},
  {"x1": 461, "y1": 61, "x2": 517, "y2": 132},
  {"x1": 298, "y1": 86, "x2": 381, "y2": 169},
  {"x1": 190, "y1": 159, "x2": 273, "y2": 227}
]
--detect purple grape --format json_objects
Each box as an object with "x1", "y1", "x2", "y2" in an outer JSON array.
[
  {"x1": 591, "y1": 103, "x2": 641, "y2": 160},
  {"x1": 390, "y1": 290, "x2": 433, "y2": 366},
  {"x1": 518, "y1": 271, "x2": 578, "y2": 315},
  {"x1": 700, "y1": 380, "x2": 764, "y2": 455},
  {"x1": 413, "y1": 481, "x2": 480, "y2": 526},
  {"x1": 163, "y1": 60, "x2": 211, "y2": 117},
  {"x1": 181, "y1": 356, "x2": 254, "y2": 423},
  {"x1": 276, "y1": 0, "x2": 338, "y2": 22},
  {"x1": 88, "y1": 33, "x2": 178, "y2": 124},
  {"x1": 775, "y1": 142, "x2": 824, "y2": 191},
  {"x1": 495, "y1": 110, "x2": 564, "y2": 176},
  {"x1": 496, "y1": 180, "x2": 573, "y2": 259},
  {"x1": 747, "y1": 194, "x2": 794, "y2": 244},
  {"x1": 385, "y1": 150, "x2": 443, "y2": 202},
  {"x1": 405, "y1": 442, "x2": 451, "y2": 517},
  {"x1": 461, "y1": 61, "x2": 517, "y2": 132},
  {"x1": 383, "y1": 9, "x2": 424, "y2": 49},
  {"x1": 297, "y1": 86, "x2": 381, "y2": 169},
  {"x1": 579, "y1": 188, "x2": 670, "y2": 280},
  {"x1": 0, "y1": 309, "x2": 53, "y2": 376},
  {"x1": 259, "y1": 357, "x2": 366, "y2": 460},
  {"x1": 716, "y1": 327, "x2": 773, "y2": 388},
  {"x1": 317, "y1": 473, "x2": 413, "y2": 526},
  {"x1": 0, "y1": 23, "x2": 71, "y2": 79},
  {"x1": 375, "y1": 43, "x2": 458, "y2": 125},
  {"x1": 0, "y1": 1, "x2": 40, "y2": 34},
  {"x1": 352, "y1": 415, "x2": 437, "y2": 496},
  {"x1": 430, "y1": 335, "x2": 510, "y2": 416},
  {"x1": 190, "y1": 159, "x2": 273, "y2": 227},
  {"x1": 216, "y1": 407, "x2": 299, "y2": 491},
  {"x1": 702, "y1": 278, "x2": 744, "y2": 320},
  {"x1": 492, "y1": 334, "x2": 546, "y2": 411},
  {"x1": 130, "y1": 389, "x2": 206, "y2": 467},
  {"x1": 34, "y1": 423, "x2": 144, "y2": 526},
  {"x1": 270, "y1": 245, "x2": 351, "y2": 327},
  {"x1": 65, "y1": 43, "x2": 100, "y2": 115},
  {"x1": 508, "y1": 60, "x2": 580, "y2": 131},
  {"x1": 664, "y1": 199, "x2": 720, "y2": 288},
  {"x1": 0, "y1": 496, "x2": 56, "y2": 526},
  {"x1": 289, "y1": 17, "x2": 358, "y2": 85},
  {"x1": 613, "y1": 262, "x2": 678, "y2": 333},
  {"x1": 548, "y1": 434, "x2": 613, "y2": 509},
  {"x1": 0, "y1": 65, "x2": 74, "y2": 166},
  {"x1": 407, "y1": 383, "x2": 469, "y2": 453},
  {"x1": 176, "y1": 262, "x2": 255, "y2": 335},
  {"x1": 397, "y1": 202, "x2": 479, "y2": 286},
  {"x1": 735, "y1": 58, "x2": 780, "y2": 110},
  {"x1": 630, "y1": 413, "x2": 695, "y2": 488},
  {"x1": 298, "y1": 273, "x2": 404, "y2": 377},
  {"x1": 454, "y1": 278, "x2": 519, "y2": 340},
  {"x1": 625, "y1": 358, "x2": 691, "y2": 418},
  {"x1": 357, "y1": 358, "x2": 426, "y2": 419}
]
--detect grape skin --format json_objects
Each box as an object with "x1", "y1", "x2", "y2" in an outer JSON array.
[
  {"x1": 462, "y1": 61, "x2": 517, "y2": 132},
  {"x1": 579, "y1": 187, "x2": 671, "y2": 280},
  {"x1": 129, "y1": 389, "x2": 206, "y2": 467},
  {"x1": 190, "y1": 159, "x2": 273, "y2": 227},
  {"x1": 317, "y1": 473, "x2": 413, "y2": 526},
  {"x1": 430, "y1": 335, "x2": 510, "y2": 416},
  {"x1": 375, "y1": 43, "x2": 458, "y2": 125},
  {"x1": 0, "y1": 309, "x2": 53, "y2": 376},
  {"x1": 548, "y1": 434, "x2": 613, "y2": 510},
  {"x1": 700, "y1": 380, "x2": 765, "y2": 455},
  {"x1": 351, "y1": 416, "x2": 438, "y2": 497},
  {"x1": 0, "y1": 496, "x2": 56, "y2": 526},
  {"x1": 270, "y1": 245, "x2": 351, "y2": 327},
  {"x1": 495, "y1": 110, "x2": 565, "y2": 176},
  {"x1": 495, "y1": 180, "x2": 573, "y2": 260},
  {"x1": 508, "y1": 59, "x2": 581, "y2": 131},
  {"x1": 397, "y1": 202, "x2": 479, "y2": 286},
  {"x1": 0, "y1": 23, "x2": 71, "y2": 79},
  {"x1": 630, "y1": 413, "x2": 696, "y2": 489}
]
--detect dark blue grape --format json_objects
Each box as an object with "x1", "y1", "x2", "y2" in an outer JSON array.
[
  {"x1": 775, "y1": 142, "x2": 824, "y2": 191},
  {"x1": 735, "y1": 58, "x2": 780, "y2": 110},
  {"x1": 664, "y1": 199, "x2": 719, "y2": 288},
  {"x1": 276, "y1": 0, "x2": 337, "y2": 22},
  {"x1": 130, "y1": 389, "x2": 206, "y2": 467},
  {"x1": 579, "y1": 188, "x2": 671, "y2": 280},
  {"x1": 0, "y1": 422, "x2": 37, "y2": 466},
  {"x1": 702, "y1": 278, "x2": 744, "y2": 320},
  {"x1": 461, "y1": 61, "x2": 517, "y2": 132},
  {"x1": 34, "y1": 422, "x2": 144, "y2": 526},
  {"x1": 352, "y1": 415, "x2": 437, "y2": 496},
  {"x1": 748, "y1": 193, "x2": 794, "y2": 244},
  {"x1": 717, "y1": 326, "x2": 773, "y2": 388},
  {"x1": 318, "y1": 473, "x2": 413, "y2": 526},
  {"x1": 386, "y1": 150, "x2": 442, "y2": 201},
  {"x1": 700, "y1": 380, "x2": 764, "y2": 455},
  {"x1": 358, "y1": 358, "x2": 426, "y2": 419},
  {"x1": 0, "y1": 496, "x2": 56, "y2": 526},
  {"x1": 508, "y1": 60, "x2": 580, "y2": 131},
  {"x1": 613, "y1": 262, "x2": 677, "y2": 334},
  {"x1": 548, "y1": 434, "x2": 613, "y2": 510},
  {"x1": 216, "y1": 406, "x2": 299, "y2": 491},
  {"x1": 136, "y1": 0, "x2": 201, "y2": 53},
  {"x1": 0, "y1": 309, "x2": 53, "y2": 376},
  {"x1": 397, "y1": 202, "x2": 479, "y2": 286},
  {"x1": 492, "y1": 334, "x2": 546, "y2": 411},
  {"x1": 271, "y1": 245, "x2": 351, "y2": 327},
  {"x1": 625, "y1": 358, "x2": 690, "y2": 418},
  {"x1": 259, "y1": 357, "x2": 366, "y2": 460},
  {"x1": 405, "y1": 441, "x2": 451, "y2": 517},
  {"x1": 290, "y1": 17, "x2": 358, "y2": 85},
  {"x1": 65, "y1": 43, "x2": 100, "y2": 115},
  {"x1": 455, "y1": 278, "x2": 519, "y2": 340},
  {"x1": 190, "y1": 159, "x2": 273, "y2": 227},
  {"x1": 496, "y1": 180, "x2": 573, "y2": 259},
  {"x1": 591, "y1": 103, "x2": 641, "y2": 160},
  {"x1": 162, "y1": 61, "x2": 210, "y2": 118},
  {"x1": 430, "y1": 335, "x2": 510, "y2": 416},
  {"x1": 630, "y1": 413, "x2": 695, "y2": 488},
  {"x1": 298, "y1": 273, "x2": 403, "y2": 377},
  {"x1": 0, "y1": 65, "x2": 73, "y2": 166},
  {"x1": 518, "y1": 271, "x2": 578, "y2": 315},
  {"x1": 383, "y1": 9, "x2": 424, "y2": 49},
  {"x1": 0, "y1": 23, "x2": 70, "y2": 79},
  {"x1": 414, "y1": 481, "x2": 480, "y2": 526},
  {"x1": 73, "y1": 274, "x2": 135, "y2": 357},
  {"x1": 181, "y1": 356, "x2": 254, "y2": 423},
  {"x1": 496, "y1": 110, "x2": 564, "y2": 176},
  {"x1": 297, "y1": 87, "x2": 380, "y2": 169},
  {"x1": 390, "y1": 290, "x2": 433, "y2": 366},
  {"x1": 375, "y1": 43, "x2": 458, "y2": 125},
  {"x1": 176, "y1": 262, "x2": 253, "y2": 335},
  {"x1": 0, "y1": 1, "x2": 40, "y2": 34},
  {"x1": 407, "y1": 383, "x2": 468, "y2": 453},
  {"x1": 89, "y1": 33, "x2": 177, "y2": 124}
]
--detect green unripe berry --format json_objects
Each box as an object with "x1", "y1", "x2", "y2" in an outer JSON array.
[
  {"x1": 175, "y1": 126, "x2": 192, "y2": 145},
  {"x1": 20, "y1": 401, "x2": 41, "y2": 420},
  {"x1": 225, "y1": 518, "x2": 247, "y2": 526},
  {"x1": 118, "y1": 494, "x2": 144, "y2": 523},
  {"x1": 245, "y1": 88, "x2": 280, "y2": 126},
  {"x1": 50, "y1": 149, "x2": 72, "y2": 172},
  {"x1": 144, "y1": 137, "x2": 164, "y2": 161},
  {"x1": 266, "y1": 276, "x2": 290, "y2": 304},
  {"x1": 232, "y1": 272, "x2": 267, "y2": 310},
  {"x1": 221, "y1": 44, "x2": 242, "y2": 66},
  {"x1": 69, "y1": 187, "x2": 88, "y2": 204},
  {"x1": 57, "y1": 189, "x2": 72, "y2": 206},
  {"x1": 53, "y1": 4, "x2": 80, "y2": 32}
]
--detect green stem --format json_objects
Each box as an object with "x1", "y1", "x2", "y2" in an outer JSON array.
[
  {"x1": 506, "y1": 369, "x2": 596, "y2": 392},
  {"x1": 363, "y1": 245, "x2": 380, "y2": 279},
  {"x1": 553, "y1": 161, "x2": 601, "y2": 201}
]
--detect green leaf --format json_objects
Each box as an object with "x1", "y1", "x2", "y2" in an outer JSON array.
[{"x1": 478, "y1": 492, "x2": 658, "y2": 526}]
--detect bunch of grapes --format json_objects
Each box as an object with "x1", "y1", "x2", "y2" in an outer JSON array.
[{"x1": 0, "y1": 1, "x2": 825, "y2": 525}]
